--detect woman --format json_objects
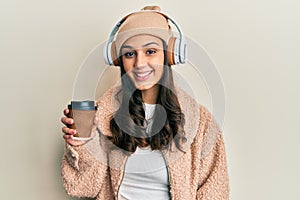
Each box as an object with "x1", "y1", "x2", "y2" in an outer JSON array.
[{"x1": 61, "y1": 6, "x2": 229, "y2": 200}]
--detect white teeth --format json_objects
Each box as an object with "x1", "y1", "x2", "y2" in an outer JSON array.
[{"x1": 135, "y1": 71, "x2": 152, "y2": 78}]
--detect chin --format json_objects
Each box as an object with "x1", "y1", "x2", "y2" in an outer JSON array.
[
  {"x1": 136, "y1": 85, "x2": 152, "y2": 91},
  {"x1": 135, "y1": 83, "x2": 156, "y2": 91}
]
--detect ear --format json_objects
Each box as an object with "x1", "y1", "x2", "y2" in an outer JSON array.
[{"x1": 167, "y1": 37, "x2": 176, "y2": 65}]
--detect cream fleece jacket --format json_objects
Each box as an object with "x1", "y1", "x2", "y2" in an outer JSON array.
[{"x1": 61, "y1": 86, "x2": 229, "y2": 199}]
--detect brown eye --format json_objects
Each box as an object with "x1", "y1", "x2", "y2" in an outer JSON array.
[
  {"x1": 124, "y1": 51, "x2": 136, "y2": 57},
  {"x1": 146, "y1": 49, "x2": 156, "y2": 55}
]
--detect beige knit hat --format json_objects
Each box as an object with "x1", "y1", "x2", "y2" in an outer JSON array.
[{"x1": 115, "y1": 6, "x2": 173, "y2": 57}]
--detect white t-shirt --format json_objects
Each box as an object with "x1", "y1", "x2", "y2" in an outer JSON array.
[{"x1": 119, "y1": 103, "x2": 170, "y2": 200}]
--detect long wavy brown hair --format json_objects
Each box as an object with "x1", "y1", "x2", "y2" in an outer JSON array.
[{"x1": 109, "y1": 43, "x2": 186, "y2": 153}]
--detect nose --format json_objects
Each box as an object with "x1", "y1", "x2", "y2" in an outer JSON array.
[{"x1": 134, "y1": 50, "x2": 146, "y2": 68}]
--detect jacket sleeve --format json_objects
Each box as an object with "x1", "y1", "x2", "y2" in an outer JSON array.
[
  {"x1": 61, "y1": 132, "x2": 109, "y2": 198},
  {"x1": 196, "y1": 109, "x2": 230, "y2": 200}
]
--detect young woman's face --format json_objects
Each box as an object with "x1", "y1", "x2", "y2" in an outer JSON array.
[{"x1": 121, "y1": 35, "x2": 165, "y2": 91}]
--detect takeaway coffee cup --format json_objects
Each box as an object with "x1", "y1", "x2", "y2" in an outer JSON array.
[{"x1": 67, "y1": 101, "x2": 97, "y2": 140}]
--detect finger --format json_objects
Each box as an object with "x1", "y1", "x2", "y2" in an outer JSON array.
[
  {"x1": 61, "y1": 117, "x2": 73, "y2": 125},
  {"x1": 63, "y1": 134, "x2": 73, "y2": 139},
  {"x1": 63, "y1": 108, "x2": 70, "y2": 116},
  {"x1": 62, "y1": 127, "x2": 76, "y2": 135}
]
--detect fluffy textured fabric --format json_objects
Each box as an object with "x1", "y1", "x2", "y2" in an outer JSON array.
[
  {"x1": 61, "y1": 86, "x2": 230, "y2": 199},
  {"x1": 115, "y1": 6, "x2": 173, "y2": 57}
]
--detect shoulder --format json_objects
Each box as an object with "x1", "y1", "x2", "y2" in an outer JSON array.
[
  {"x1": 95, "y1": 85, "x2": 122, "y2": 113},
  {"x1": 96, "y1": 85, "x2": 119, "y2": 106},
  {"x1": 95, "y1": 85, "x2": 122, "y2": 137},
  {"x1": 174, "y1": 86, "x2": 198, "y2": 108},
  {"x1": 175, "y1": 85, "x2": 219, "y2": 134}
]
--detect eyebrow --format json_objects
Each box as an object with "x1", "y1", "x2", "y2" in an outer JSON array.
[{"x1": 121, "y1": 42, "x2": 161, "y2": 49}]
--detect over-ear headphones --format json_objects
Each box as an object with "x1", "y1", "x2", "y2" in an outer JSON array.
[{"x1": 103, "y1": 10, "x2": 187, "y2": 66}]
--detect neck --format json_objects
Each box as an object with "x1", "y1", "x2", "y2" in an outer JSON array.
[{"x1": 142, "y1": 85, "x2": 160, "y2": 104}]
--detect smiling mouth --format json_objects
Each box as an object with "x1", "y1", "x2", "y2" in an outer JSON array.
[{"x1": 134, "y1": 71, "x2": 153, "y2": 81}]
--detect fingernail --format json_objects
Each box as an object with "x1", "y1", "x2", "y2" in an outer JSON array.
[
  {"x1": 72, "y1": 130, "x2": 77, "y2": 134},
  {"x1": 69, "y1": 119, "x2": 73, "y2": 124}
]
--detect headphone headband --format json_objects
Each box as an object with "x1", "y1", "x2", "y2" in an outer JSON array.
[{"x1": 104, "y1": 9, "x2": 187, "y2": 66}]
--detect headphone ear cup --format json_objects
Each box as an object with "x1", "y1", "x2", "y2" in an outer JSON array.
[
  {"x1": 111, "y1": 41, "x2": 120, "y2": 66},
  {"x1": 167, "y1": 36, "x2": 187, "y2": 65},
  {"x1": 167, "y1": 37, "x2": 176, "y2": 65},
  {"x1": 178, "y1": 36, "x2": 187, "y2": 64},
  {"x1": 104, "y1": 41, "x2": 112, "y2": 65}
]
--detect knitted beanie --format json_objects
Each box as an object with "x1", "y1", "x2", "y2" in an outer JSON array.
[{"x1": 115, "y1": 6, "x2": 173, "y2": 56}]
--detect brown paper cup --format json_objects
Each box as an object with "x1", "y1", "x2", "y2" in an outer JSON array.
[{"x1": 68, "y1": 101, "x2": 97, "y2": 140}]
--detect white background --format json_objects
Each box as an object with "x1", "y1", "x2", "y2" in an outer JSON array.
[{"x1": 1, "y1": 0, "x2": 299, "y2": 199}]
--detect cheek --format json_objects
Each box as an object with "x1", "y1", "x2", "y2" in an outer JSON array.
[
  {"x1": 157, "y1": 66, "x2": 164, "y2": 78},
  {"x1": 154, "y1": 52, "x2": 164, "y2": 65},
  {"x1": 152, "y1": 56, "x2": 164, "y2": 78},
  {"x1": 122, "y1": 59, "x2": 133, "y2": 73}
]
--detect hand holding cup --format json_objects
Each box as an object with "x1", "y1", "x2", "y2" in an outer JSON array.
[{"x1": 61, "y1": 101, "x2": 97, "y2": 146}]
